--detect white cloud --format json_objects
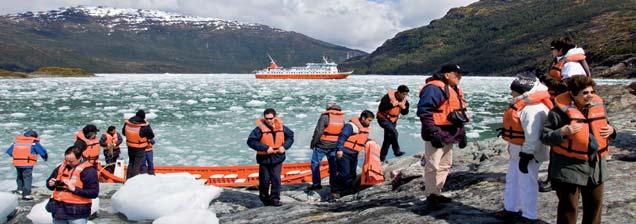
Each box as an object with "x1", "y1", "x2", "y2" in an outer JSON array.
[{"x1": 0, "y1": 0, "x2": 476, "y2": 52}]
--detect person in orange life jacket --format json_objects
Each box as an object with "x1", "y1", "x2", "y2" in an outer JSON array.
[
  {"x1": 6, "y1": 130, "x2": 48, "y2": 200},
  {"x1": 307, "y1": 102, "x2": 343, "y2": 191},
  {"x1": 247, "y1": 108, "x2": 294, "y2": 206},
  {"x1": 332, "y1": 110, "x2": 374, "y2": 197},
  {"x1": 497, "y1": 74, "x2": 552, "y2": 221},
  {"x1": 99, "y1": 126, "x2": 123, "y2": 173},
  {"x1": 417, "y1": 64, "x2": 469, "y2": 206},
  {"x1": 377, "y1": 85, "x2": 409, "y2": 162},
  {"x1": 122, "y1": 109, "x2": 155, "y2": 179},
  {"x1": 73, "y1": 124, "x2": 100, "y2": 165},
  {"x1": 45, "y1": 146, "x2": 99, "y2": 224},
  {"x1": 140, "y1": 139, "x2": 156, "y2": 175},
  {"x1": 548, "y1": 37, "x2": 590, "y2": 82},
  {"x1": 541, "y1": 76, "x2": 616, "y2": 224}
]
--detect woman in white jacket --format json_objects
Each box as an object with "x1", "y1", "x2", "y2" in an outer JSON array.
[{"x1": 498, "y1": 75, "x2": 552, "y2": 222}]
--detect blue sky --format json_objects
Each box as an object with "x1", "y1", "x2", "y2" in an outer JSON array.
[{"x1": 0, "y1": 0, "x2": 477, "y2": 52}]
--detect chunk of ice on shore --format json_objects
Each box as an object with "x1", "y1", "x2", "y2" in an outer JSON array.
[
  {"x1": 111, "y1": 174, "x2": 222, "y2": 221},
  {"x1": 0, "y1": 192, "x2": 18, "y2": 223},
  {"x1": 152, "y1": 209, "x2": 218, "y2": 224},
  {"x1": 27, "y1": 198, "x2": 100, "y2": 224}
]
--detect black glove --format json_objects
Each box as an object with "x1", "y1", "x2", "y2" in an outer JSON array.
[
  {"x1": 459, "y1": 137, "x2": 467, "y2": 149},
  {"x1": 518, "y1": 152, "x2": 534, "y2": 174},
  {"x1": 430, "y1": 134, "x2": 444, "y2": 148}
]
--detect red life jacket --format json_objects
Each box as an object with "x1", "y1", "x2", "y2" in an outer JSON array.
[
  {"x1": 552, "y1": 93, "x2": 609, "y2": 160},
  {"x1": 501, "y1": 91, "x2": 554, "y2": 145},
  {"x1": 548, "y1": 53, "x2": 588, "y2": 81},
  {"x1": 52, "y1": 161, "x2": 94, "y2": 205},
  {"x1": 378, "y1": 90, "x2": 406, "y2": 123},
  {"x1": 319, "y1": 110, "x2": 345, "y2": 142},
  {"x1": 360, "y1": 140, "x2": 384, "y2": 187},
  {"x1": 256, "y1": 117, "x2": 285, "y2": 155},
  {"x1": 102, "y1": 133, "x2": 119, "y2": 149},
  {"x1": 343, "y1": 117, "x2": 370, "y2": 152},
  {"x1": 12, "y1": 135, "x2": 39, "y2": 167},
  {"x1": 75, "y1": 131, "x2": 100, "y2": 164},
  {"x1": 421, "y1": 80, "x2": 467, "y2": 126},
  {"x1": 124, "y1": 120, "x2": 150, "y2": 149}
]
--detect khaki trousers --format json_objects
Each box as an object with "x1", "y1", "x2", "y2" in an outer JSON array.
[{"x1": 423, "y1": 141, "x2": 453, "y2": 196}]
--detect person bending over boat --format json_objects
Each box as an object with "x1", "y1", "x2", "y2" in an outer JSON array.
[{"x1": 332, "y1": 110, "x2": 374, "y2": 198}]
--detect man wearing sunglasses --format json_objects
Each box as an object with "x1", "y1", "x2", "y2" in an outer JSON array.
[{"x1": 247, "y1": 108, "x2": 294, "y2": 206}]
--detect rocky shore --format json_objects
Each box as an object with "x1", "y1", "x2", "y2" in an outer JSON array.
[
  {"x1": 6, "y1": 83, "x2": 636, "y2": 224},
  {"x1": 0, "y1": 67, "x2": 94, "y2": 79}
]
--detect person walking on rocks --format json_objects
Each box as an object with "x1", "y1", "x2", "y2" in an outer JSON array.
[
  {"x1": 541, "y1": 76, "x2": 616, "y2": 224},
  {"x1": 308, "y1": 103, "x2": 344, "y2": 191},
  {"x1": 247, "y1": 108, "x2": 294, "y2": 206},
  {"x1": 333, "y1": 110, "x2": 374, "y2": 197},
  {"x1": 99, "y1": 126, "x2": 123, "y2": 173},
  {"x1": 123, "y1": 110, "x2": 155, "y2": 179},
  {"x1": 377, "y1": 85, "x2": 409, "y2": 162},
  {"x1": 417, "y1": 64, "x2": 469, "y2": 206},
  {"x1": 6, "y1": 130, "x2": 48, "y2": 200},
  {"x1": 498, "y1": 74, "x2": 553, "y2": 221}
]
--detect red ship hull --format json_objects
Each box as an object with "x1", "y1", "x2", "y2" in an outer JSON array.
[{"x1": 255, "y1": 72, "x2": 351, "y2": 79}]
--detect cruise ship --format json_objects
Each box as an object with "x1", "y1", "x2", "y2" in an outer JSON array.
[{"x1": 254, "y1": 55, "x2": 352, "y2": 79}]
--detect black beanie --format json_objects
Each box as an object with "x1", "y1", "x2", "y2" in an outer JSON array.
[
  {"x1": 136, "y1": 109, "x2": 146, "y2": 120},
  {"x1": 510, "y1": 77, "x2": 536, "y2": 94}
]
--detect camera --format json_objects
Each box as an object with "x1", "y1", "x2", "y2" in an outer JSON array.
[{"x1": 54, "y1": 180, "x2": 66, "y2": 190}]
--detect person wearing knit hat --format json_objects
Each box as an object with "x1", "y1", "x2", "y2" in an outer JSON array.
[
  {"x1": 122, "y1": 109, "x2": 155, "y2": 179},
  {"x1": 497, "y1": 74, "x2": 552, "y2": 222}
]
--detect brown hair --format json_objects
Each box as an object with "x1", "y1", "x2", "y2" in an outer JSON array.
[{"x1": 565, "y1": 76, "x2": 596, "y2": 96}]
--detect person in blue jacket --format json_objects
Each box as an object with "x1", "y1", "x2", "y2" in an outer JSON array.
[
  {"x1": 6, "y1": 130, "x2": 48, "y2": 200},
  {"x1": 247, "y1": 108, "x2": 294, "y2": 206},
  {"x1": 332, "y1": 110, "x2": 374, "y2": 198}
]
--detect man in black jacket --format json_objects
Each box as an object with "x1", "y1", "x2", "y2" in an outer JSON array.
[
  {"x1": 377, "y1": 85, "x2": 409, "y2": 161},
  {"x1": 46, "y1": 146, "x2": 98, "y2": 224},
  {"x1": 122, "y1": 110, "x2": 155, "y2": 179}
]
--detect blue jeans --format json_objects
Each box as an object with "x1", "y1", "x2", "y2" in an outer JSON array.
[
  {"x1": 310, "y1": 147, "x2": 337, "y2": 187},
  {"x1": 16, "y1": 167, "x2": 33, "y2": 196},
  {"x1": 140, "y1": 150, "x2": 155, "y2": 175},
  {"x1": 53, "y1": 218, "x2": 88, "y2": 224}
]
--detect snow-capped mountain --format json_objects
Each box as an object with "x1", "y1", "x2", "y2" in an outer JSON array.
[{"x1": 0, "y1": 6, "x2": 365, "y2": 73}]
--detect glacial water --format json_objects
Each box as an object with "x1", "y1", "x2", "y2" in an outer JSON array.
[{"x1": 0, "y1": 74, "x2": 629, "y2": 189}]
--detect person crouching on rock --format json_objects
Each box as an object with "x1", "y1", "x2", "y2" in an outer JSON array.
[
  {"x1": 497, "y1": 74, "x2": 553, "y2": 221},
  {"x1": 417, "y1": 64, "x2": 469, "y2": 206},
  {"x1": 332, "y1": 110, "x2": 374, "y2": 198},
  {"x1": 540, "y1": 76, "x2": 616, "y2": 224},
  {"x1": 247, "y1": 108, "x2": 294, "y2": 206},
  {"x1": 46, "y1": 146, "x2": 99, "y2": 224}
]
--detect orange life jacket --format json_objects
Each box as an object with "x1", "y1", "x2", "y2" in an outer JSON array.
[
  {"x1": 378, "y1": 90, "x2": 406, "y2": 123},
  {"x1": 319, "y1": 110, "x2": 345, "y2": 142},
  {"x1": 343, "y1": 117, "x2": 370, "y2": 152},
  {"x1": 360, "y1": 140, "x2": 384, "y2": 187},
  {"x1": 548, "y1": 53, "x2": 587, "y2": 81},
  {"x1": 12, "y1": 135, "x2": 39, "y2": 167},
  {"x1": 256, "y1": 117, "x2": 285, "y2": 155},
  {"x1": 552, "y1": 93, "x2": 609, "y2": 160},
  {"x1": 124, "y1": 120, "x2": 150, "y2": 149},
  {"x1": 102, "y1": 133, "x2": 119, "y2": 148},
  {"x1": 422, "y1": 80, "x2": 467, "y2": 126},
  {"x1": 501, "y1": 91, "x2": 554, "y2": 145},
  {"x1": 52, "y1": 161, "x2": 94, "y2": 205},
  {"x1": 75, "y1": 131, "x2": 100, "y2": 164}
]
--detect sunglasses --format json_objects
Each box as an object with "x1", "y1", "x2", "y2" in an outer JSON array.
[{"x1": 264, "y1": 117, "x2": 275, "y2": 120}]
